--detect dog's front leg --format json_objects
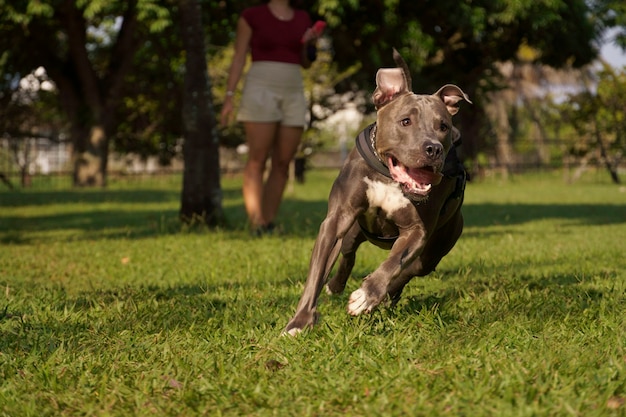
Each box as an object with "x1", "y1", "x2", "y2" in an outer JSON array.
[
  {"x1": 347, "y1": 231, "x2": 427, "y2": 315},
  {"x1": 284, "y1": 213, "x2": 355, "y2": 336}
]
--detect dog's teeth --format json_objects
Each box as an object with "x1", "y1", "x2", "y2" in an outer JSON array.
[{"x1": 416, "y1": 185, "x2": 426, "y2": 193}]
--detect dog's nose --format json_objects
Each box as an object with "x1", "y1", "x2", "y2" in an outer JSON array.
[{"x1": 424, "y1": 141, "x2": 443, "y2": 159}]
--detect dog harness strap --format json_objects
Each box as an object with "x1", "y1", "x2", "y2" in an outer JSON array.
[
  {"x1": 357, "y1": 217, "x2": 399, "y2": 247},
  {"x1": 355, "y1": 124, "x2": 398, "y2": 244},
  {"x1": 355, "y1": 123, "x2": 392, "y2": 178},
  {"x1": 442, "y1": 146, "x2": 464, "y2": 177}
]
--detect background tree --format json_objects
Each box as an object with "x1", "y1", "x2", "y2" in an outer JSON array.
[
  {"x1": 178, "y1": 0, "x2": 224, "y2": 226},
  {"x1": 2, "y1": 0, "x2": 626, "y2": 193},
  {"x1": 0, "y1": 67, "x2": 65, "y2": 187},
  {"x1": 111, "y1": 18, "x2": 184, "y2": 165},
  {"x1": 482, "y1": 55, "x2": 586, "y2": 176},
  {"x1": 314, "y1": 0, "x2": 613, "y2": 161},
  {"x1": 0, "y1": 0, "x2": 170, "y2": 187},
  {"x1": 560, "y1": 64, "x2": 625, "y2": 183}
]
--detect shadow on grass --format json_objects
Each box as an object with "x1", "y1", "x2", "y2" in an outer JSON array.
[
  {"x1": 0, "y1": 187, "x2": 248, "y2": 243},
  {"x1": 0, "y1": 190, "x2": 327, "y2": 243},
  {"x1": 0, "y1": 187, "x2": 244, "y2": 206},
  {"x1": 1, "y1": 185, "x2": 624, "y2": 243},
  {"x1": 463, "y1": 202, "x2": 626, "y2": 228},
  {"x1": 0, "y1": 208, "x2": 185, "y2": 244},
  {"x1": 0, "y1": 189, "x2": 180, "y2": 207}
]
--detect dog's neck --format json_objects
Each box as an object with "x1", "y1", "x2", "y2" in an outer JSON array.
[
  {"x1": 355, "y1": 123, "x2": 392, "y2": 178},
  {"x1": 369, "y1": 124, "x2": 385, "y2": 165}
]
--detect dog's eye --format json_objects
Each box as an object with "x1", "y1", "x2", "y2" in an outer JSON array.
[
  {"x1": 439, "y1": 121, "x2": 449, "y2": 132},
  {"x1": 400, "y1": 118, "x2": 411, "y2": 127}
]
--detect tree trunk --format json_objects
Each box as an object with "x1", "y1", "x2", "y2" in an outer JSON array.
[
  {"x1": 72, "y1": 124, "x2": 109, "y2": 187},
  {"x1": 594, "y1": 117, "x2": 621, "y2": 184},
  {"x1": 178, "y1": 0, "x2": 223, "y2": 226},
  {"x1": 485, "y1": 95, "x2": 514, "y2": 176},
  {"x1": 522, "y1": 97, "x2": 550, "y2": 166},
  {"x1": 493, "y1": 103, "x2": 514, "y2": 176},
  {"x1": 52, "y1": 0, "x2": 139, "y2": 187}
]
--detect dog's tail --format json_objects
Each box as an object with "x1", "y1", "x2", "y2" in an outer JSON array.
[{"x1": 392, "y1": 48, "x2": 412, "y2": 92}]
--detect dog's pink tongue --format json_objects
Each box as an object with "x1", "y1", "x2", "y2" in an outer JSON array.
[
  {"x1": 388, "y1": 159, "x2": 443, "y2": 195},
  {"x1": 407, "y1": 167, "x2": 443, "y2": 186}
]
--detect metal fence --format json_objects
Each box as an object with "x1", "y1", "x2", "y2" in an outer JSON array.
[{"x1": 0, "y1": 136, "x2": 622, "y2": 190}]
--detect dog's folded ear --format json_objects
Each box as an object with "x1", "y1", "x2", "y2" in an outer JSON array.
[
  {"x1": 372, "y1": 68, "x2": 409, "y2": 108},
  {"x1": 434, "y1": 84, "x2": 472, "y2": 116},
  {"x1": 373, "y1": 49, "x2": 415, "y2": 109}
]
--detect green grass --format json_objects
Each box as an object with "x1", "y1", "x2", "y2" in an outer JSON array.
[{"x1": 1, "y1": 170, "x2": 625, "y2": 416}]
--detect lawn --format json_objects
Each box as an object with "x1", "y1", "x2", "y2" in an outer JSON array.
[{"x1": 1, "y1": 169, "x2": 625, "y2": 416}]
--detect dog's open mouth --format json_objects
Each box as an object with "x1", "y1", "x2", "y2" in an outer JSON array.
[{"x1": 387, "y1": 156, "x2": 443, "y2": 196}]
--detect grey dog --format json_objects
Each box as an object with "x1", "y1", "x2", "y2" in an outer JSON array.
[{"x1": 284, "y1": 50, "x2": 472, "y2": 336}]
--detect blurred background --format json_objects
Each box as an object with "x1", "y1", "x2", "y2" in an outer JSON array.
[{"x1": 1, "y1": 0, "x2": 625, "y2": 198}]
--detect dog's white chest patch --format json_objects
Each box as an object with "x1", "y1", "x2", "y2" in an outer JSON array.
[{"x1": 364, "y1": 177, "x2": 411, "y2": 215}]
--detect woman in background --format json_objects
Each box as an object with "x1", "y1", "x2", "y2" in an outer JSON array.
[{"x1": 220, "y1": 0, "x2": 320, "y2": 235}]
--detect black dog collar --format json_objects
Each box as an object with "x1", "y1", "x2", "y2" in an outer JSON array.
[{"x1": 355, "y1": 123, "x2": 391, "y2": 178}]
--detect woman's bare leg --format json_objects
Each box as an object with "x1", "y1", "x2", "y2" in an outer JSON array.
[
  {"x1": 242, "y1": 121, "x2": 279, "y2": 228},
  {"x1": 262, "y1": 125, "x2": 303, "y2": 224}
]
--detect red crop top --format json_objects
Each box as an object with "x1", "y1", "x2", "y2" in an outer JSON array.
[{"x1": 242, "y1": 5, "x2": 312, "y2": 65}]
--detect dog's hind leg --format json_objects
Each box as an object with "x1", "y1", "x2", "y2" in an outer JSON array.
[{"x1": 326, "y1": 223, "x2": 366, "y2": 295}]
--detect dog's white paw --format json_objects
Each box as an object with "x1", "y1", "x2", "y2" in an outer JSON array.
[
  {"x1": 325, "y1": 284, "x2": 333, "y2": 295},
  {"x1": 282, "y1": 327, "x2": 302, "y2": 337},
  {"x1": 347, "y1": 288, "x2": 372, "y2": 316}
]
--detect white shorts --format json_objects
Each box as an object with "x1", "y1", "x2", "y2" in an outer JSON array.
[{"x1": 237, "y1": 61, "x2": 307, "y2": 127}]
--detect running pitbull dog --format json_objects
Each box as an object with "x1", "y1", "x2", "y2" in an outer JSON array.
[{"x1": 284, "y1": 50, "x2": 471, "y2": 336}]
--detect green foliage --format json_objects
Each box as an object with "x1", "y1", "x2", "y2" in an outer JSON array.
[
  {"x1": 2, "y1": 0, "x2": 54, "y2": 24},
  {"x1": 137, "y1": 0, "x2": 172, "y2": 32},
  {"x1": 77, "y1": 0, "x2": 107, "y2": 19},
  {"x1": 0, "y1": 67, "x2": 66, "y2": 181},
  {"x1": 558, "y1": 64, "x2": 626, "y2": 162},
  {"x1": 2, "y1": 0, "x2": 626, "y2": 168},
  {"x1": 594, "y1": 0, "x2": 626, "y2": 49},
  {"x1": 25, "y1": 0, "x2": 54, "y2": 18},
  {"x1": 4, "y1": 0, "x2": 197, "y2": 179},
  {"x1": 112, "y1": 18, "x2": 184, "y2": 162},
  {"x1": 1, "y1": 171, "x2": 625, "y2": 415},
  {"x1": 313, "y1": 0, "x2": 605, "y2": 92},
  {"x1": 595, "y1": 66, "x2": 626, "y2": 134}
]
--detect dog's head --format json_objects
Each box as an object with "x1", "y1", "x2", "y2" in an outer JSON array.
[{"x1": 371, "y1": 50, "x2": 471, "y2": 200}]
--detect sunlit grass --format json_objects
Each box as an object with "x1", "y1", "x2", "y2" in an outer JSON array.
[{"x1": 1, "y1": 169, "x2": 625, "y2": 416}]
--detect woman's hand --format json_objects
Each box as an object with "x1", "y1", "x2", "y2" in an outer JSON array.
[
  {"x1": 301, "y1": 22, "x2": 325, "y2": 68},
  {"x1": 301, "y1": 20, "x2": 326, "y2": 44},
  {"x1": 301, "y1": 27, "x2": 317, "y2": 44},
  {"x1": 220, "y1": 97, "x2": 234, "y2": 127}
]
